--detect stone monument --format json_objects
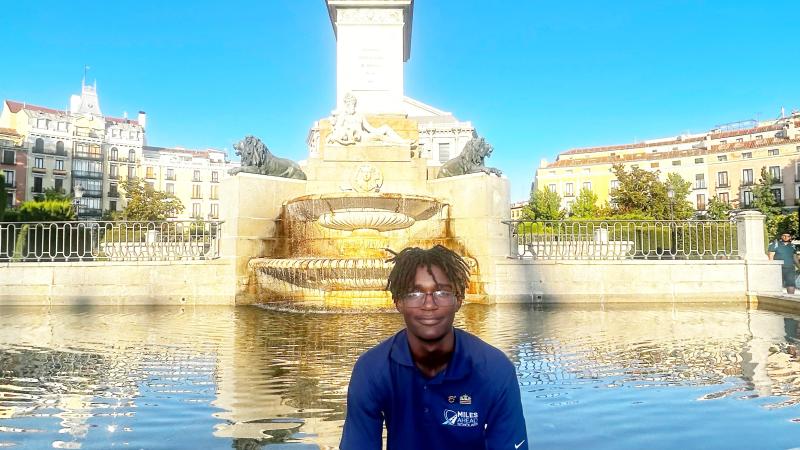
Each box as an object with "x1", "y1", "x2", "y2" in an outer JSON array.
[{"x1": 222, "y1": 0, "x2": 511, "y2": 308}]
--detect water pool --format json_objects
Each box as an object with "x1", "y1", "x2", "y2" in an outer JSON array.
[{"x1": 0, "y1": 303, "x2": 798, "y2": 449}]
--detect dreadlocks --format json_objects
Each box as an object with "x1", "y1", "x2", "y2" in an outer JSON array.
[{"x1": 386, "y1": 245, "x2": 471, "y2": 301}]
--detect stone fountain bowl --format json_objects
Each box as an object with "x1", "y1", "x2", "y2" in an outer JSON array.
[{"x1": 285, "y1": 193, "x2": 444, "y2": 232}]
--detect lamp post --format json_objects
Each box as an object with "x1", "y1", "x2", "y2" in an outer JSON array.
[
  {"x1": 667, "y1": 187, "x2": 676, "y2": 256},
  {"x1": 73, "y1": 184, "x2": 84, "y2": 220}
]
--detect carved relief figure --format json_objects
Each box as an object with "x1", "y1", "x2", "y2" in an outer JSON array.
[
  {"x1": 436, "y1": 137, "x2": 502, "y2": 178},
  {"x1": 326, "y1": 92, "x2": 407, "y2": 145},
  {"x1": 228, "y1": 135, "x2": 307, "y2": 180}
]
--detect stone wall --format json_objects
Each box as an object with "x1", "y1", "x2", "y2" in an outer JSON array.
[{"x1": 0, "y1": 260, "x2": 233, "y2": 305}]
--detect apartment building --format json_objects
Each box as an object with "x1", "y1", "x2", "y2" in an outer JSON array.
[
  {"x1": 534, "y1": 112, "x2": 800, "y2": 213},
  {"x1": 1, "y1": 79, "x2": 238, "y2": 220}
]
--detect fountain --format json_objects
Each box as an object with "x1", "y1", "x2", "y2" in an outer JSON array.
[{"x1": 220, "y1": 0, "x2": 511, "y2": 308}]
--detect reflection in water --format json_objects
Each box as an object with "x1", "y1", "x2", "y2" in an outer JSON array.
[{"x1": 0, "y1": 304, "x2": 798, "y2": 449}]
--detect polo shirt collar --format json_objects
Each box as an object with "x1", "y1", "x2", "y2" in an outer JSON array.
[{"x1": 389, "y1": 328, "x2": 473, "y2": 382}]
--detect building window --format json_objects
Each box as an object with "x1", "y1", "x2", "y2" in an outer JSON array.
[
  {"x1": 769, "y1": 166, "x2": 782, "y2": 183},
  {"x1": 717, "y1": 155, "x2": 727, "y2": 161},
  {"x1": 56, "y1": 141, "x2": 65, "y2": 155},
  {"x1": 33, "y1": 176, "x2": 43, "y2": 193},
  {"x1": 110, "y1": 147, "x2": 118, "y2": 161},
  {"x1": 109, "y1": 200, "x2": 117, "y2": 211},
  {"x1": 192, "y1": 184, "x2": 202, "y2": 198},
  {"x1": 547, "y1": 183, "x2": 556, "y2": 192},
  {"x1": 193, "y1": 170, "x2": 201, "y2": 182},
  {"x1": 128, "y1": 166, "x2": 136, "y2": 178},
  {"x1": 146, "y1": 181, "x2": 155, "y2": 190},
  {"x1": 54, "y1": 178, "x2": 63, "y2": 193},
  {"x1": 110, "y1": 164, "x2": 118, "y2": 178},
  {"x1": 128, "y1": 149, "x2": 136, "y2": 162},
  {"x1": 438, "y1": 143, "x2": 451, "y2": 163},
  {"x1": 694, "y1": 174, "x2": 706, "y2": 189},
  {"x1": 210, "y1": 185, "x2": 219, "y2": 200},
  {"x1": 57, "y1": 122, "x2": 67, "y2": 132},
  {"x1": 192, "y1": 203, "x2": 201, "y2": 218},
  {"x1": 650, "y1": 162, "x2": 659, "y2": 168},
  {"x1": 211, "y1": 171, "x2": 219, "y2": 183},
  {"x1": 741, "y1": 152, "x2": 752, "y2": 159},
  {"x1": 3, "y1": 170, "x2": 14, "y2": 186},
  {"x1": 742, "y1": 169, "x2": 754, "y2": 185},
  {"x1": 145, "y1": 166, "x2": 155, "y2": 179},
  {"x1": 5, "y1": 192, "x2": 11, "y2": 207},
  {"x1": 717, "y1": 171, "x2": 728, "y2": 188},
  {"x1": 55, "y1": 159, "x2": 64, "y2": 170},
  {"x1": 755, "y1": 134, "x2": 763, "y2": 140},
  {"x1": 672, "y1": 160, "x2": 681, "y2": 166},
  {"x1": 718, "y1": 192, "x2": 729, "y2": 204},
  {"x1": 166, "y1": 168, "x2": 175, "y2": 180},
  {"x1": 36, "y1": 119, "x2": 47, "y2": 129},
  {"x1": 112, "y1": 129, "x2": 120, "y2": 138},
  {"x1": 720, "y1": 140, "x2": 727, "y2": 145},
  {"x1": 771, "y1": 188, "x2": 783, "y2": 204},
  {"x1": 34, "y1": 138, "x2": 44, "y2": 153},
  {"x1": 742, "y1": 190, "x2": 753, "y2": 207},
  {"x1": 34, "y1": 157, "x2": 44, "y2": 169},
  {"x1": 582, "y1": 181, "x2": 591, "y2": 191},
  {"x1": 565, "y1": 183, "x2": 574, "y2": 197},
  {"x1": 694, "y1": 158, "x2": 704, "y2": 164},
  {"x1": 2, "y1": 150, "x2": 13, "y2": 165},
  {"x1": 768, "y1": 148, "x2": 779, "y2": 156},
  {"x1": 736, "y1": 138, "x2": 743, "y2": 143},
  {"x1": 696, "y1": 194, "x2": 706, "y2": 210},
  {"x1": 610, "y1": 180, "x2": 619, "y2": 190},
  {"x1": 210, "y1": 203, "x2": 219, "y2": 219},
  {"x1": 166, "y1": 183, "x2": 175, "y2": 194},
  {"x1": 109, "y1": 183, "x2": 118, "y2": 196}
]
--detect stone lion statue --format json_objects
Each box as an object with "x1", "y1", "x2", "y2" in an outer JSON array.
[
  {"x1": 228, "y1": 135, "x2": 307, "y2": 180},
  {"x1": 436, "y1": 137, "x2": 502, "y2": 178}
]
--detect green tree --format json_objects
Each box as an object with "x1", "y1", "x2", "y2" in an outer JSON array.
[
  {"x1": 570, "y1": 187, "x2": 599, "y2": 219},
  {"x1": 118, "y1": 178, "x2": 184, "y2": 221},
  {"x1": 43, "y1": 187, "x2": 68, "y2": 201},
  {"x1": 17, "y1": 199, "x2": 75, "y2": 221},
  {"x1": 609, "y1": 164, "x2": 692, "y2": 219},
  {"x1": 706, "y1": 195, "x2": 732, "y2": 220},
  {"x1": 750, "y1": 166, "x2": 782, "y2": 217},
  {"x1": 524, "y1": 187, "x2": 564, "y2": 220}
]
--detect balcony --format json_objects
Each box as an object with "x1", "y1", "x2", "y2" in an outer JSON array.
[
  {"x1": 53, "y1": 169, "x2": 67, "y2": 176},
  {"x1": 4, "y1": 181, "x2": 15, "y2": 189},
  {"x1": 118, "y1": 156, "x2": 138, "y2": 164},
  {"x1": 30, "y1": 187, "x2": 44, "y2": 194},
  {"x1": 145, "y1": 174, "x2": 156, "y2": 180},
  {"x1": 192, "y1": 177, "x2": 201, "y2": 182},
  {"x1": 166, "y1": 174, "x2": 176, "y2": 181},
  {"x1": 72, "y1": 170, "x2": 103, "y2": 179},
  {"x1": 716, "y1": 182, "x2": 729, "y2": 188},
  {"x1": 693, "y1": 182, "x2": 707, "y2": 190},
  {"x1": 741, "y1": 180, "x2": 754, "y2": 187},
  {"x1": 32, "y1": 167, "x2": 46, "y2": 174},
  {"x1": 31, "y1": 147, "x2": 68, "y2": 157},
  {"x1": 73, "y1": 130, "x2": 100, "y2": 139},
  {"x1": 72, "y1": 151, "x2": 103, "y2": 161},
  {"x1": 771, "y1": 177, "x2": 783, "y2": 184},
  {"x1": 77, "y1": 207, "x2": 103, "y2": 217},
  {"x1": 82, "y1": 189, "x2": 103, "y2": 198},
  {"x1": 108, "y1": 173, "x2": 119, "y2": 180},
  {"x1": 107, "y1": 190, "x2": 119, "y2": 198}
]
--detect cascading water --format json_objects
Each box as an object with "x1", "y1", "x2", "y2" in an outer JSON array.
[{"x1": 248, "y1": 193, "x2": 470, "y2": 308}]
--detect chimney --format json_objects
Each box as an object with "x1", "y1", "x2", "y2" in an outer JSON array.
[{"x1": 137, "y1": 111, "x2": 147, "y2": 129}]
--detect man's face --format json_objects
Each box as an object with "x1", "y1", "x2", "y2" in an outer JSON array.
[
  {"x1": 396, "y1": 265, "x2": 462, "y2": 343},
  {"x1": 782, "y1": 233, "x2": 792, "y2": 242}
]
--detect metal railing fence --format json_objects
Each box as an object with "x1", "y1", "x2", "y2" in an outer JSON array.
[
  {"x1": 504, "y1": 219, "x2": 739, "y2": 260},
  {"x1": 0, "y1": 220, "x2": 223, "y2": 262}
]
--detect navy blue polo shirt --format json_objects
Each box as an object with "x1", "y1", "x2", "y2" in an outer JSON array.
[{"x1": 340, "y1": 328, "x2": 529, "y2": 450}]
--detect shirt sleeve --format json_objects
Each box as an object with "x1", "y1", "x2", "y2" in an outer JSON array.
[
  {"x1": 484, "y1": 362, "x2": 529, "y2": 450},
  {"x1": 339, "y1": 357, "x2": 384, "y2": 450}
]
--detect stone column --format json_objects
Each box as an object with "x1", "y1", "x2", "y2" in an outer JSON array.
[
  {"x1": 736, "y1": 210, "x2": 767, "y2": 261},
  {"x1": 736, "y1": 210, "x2": 783, "y2": 295}
]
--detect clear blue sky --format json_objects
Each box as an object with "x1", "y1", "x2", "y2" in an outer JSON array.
[{"x1": 2, "y1": 1, "x2": 798, "y2": 202}]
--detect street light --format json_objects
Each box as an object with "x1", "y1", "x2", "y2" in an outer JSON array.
[
  {"x1": 667, "y1": 187, "x2": 676, "y2": 257},
  {"x1": 73, "y1": 184, "x2": 84, "y2": 220}
]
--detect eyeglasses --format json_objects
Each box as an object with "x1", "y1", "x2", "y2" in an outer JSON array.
[{"x1": 401, "y1": 290, "x2": 457, "y2": 308}]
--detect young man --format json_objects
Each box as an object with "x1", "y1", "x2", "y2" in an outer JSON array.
[
  {"x1": 768, "y1": 232, "x2": 799, "y2": 294},
  {"x1": 340, "y1": 245, "x2": 528, "y2": 450}
]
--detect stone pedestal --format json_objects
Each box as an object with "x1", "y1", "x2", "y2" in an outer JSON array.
[
  {"x1": 427, "y1": 173, "x2": 511, "y2": 302},
  {"x1": 220, "y1": 173, "x2": 307, "y2": 303},
  {"x1": 735, "y1": 210, "x2": 783, "y2": 294}
]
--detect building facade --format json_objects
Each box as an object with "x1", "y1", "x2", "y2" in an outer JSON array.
[
  {"x1": 534, "y1": 112, "x2": 800, "y2": 214},
  {"x1": 0, "y1": 80, "x2": 237, "y2": 219}
]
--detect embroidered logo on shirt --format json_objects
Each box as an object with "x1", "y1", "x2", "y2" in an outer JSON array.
[
  {"x1": 459, "y1": 394, "x2": 472, "y2": 405},
  {"x1": 515, "y1": 439, "x2": 526, "y2": 449},
  {"x1": 442, "y1": 409, "x2": 479, "y2": 427},
  {"x1": 447, "y1": 395, "x2": 456, "y2": 404}
]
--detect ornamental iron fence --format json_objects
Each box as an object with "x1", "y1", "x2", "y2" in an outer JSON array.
[
  {"x1": 0, "y1": 220, "x2": 223, "y2": 262},
  {"x1": 504, "y1": 219, "x2": 739, "y2": 260}
]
